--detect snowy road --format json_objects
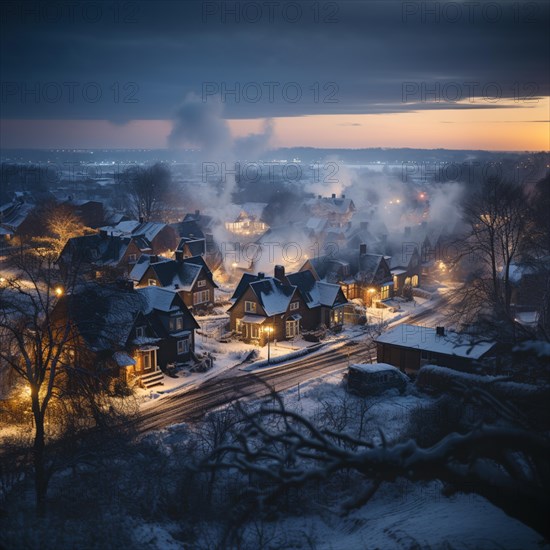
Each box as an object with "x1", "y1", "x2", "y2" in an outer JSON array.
[{"x1": 136, "y1": 302, "x2": 450, "y2": 433}]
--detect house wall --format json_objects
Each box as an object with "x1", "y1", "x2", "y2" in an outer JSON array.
[
  {"x1": 182, "y1": 276, "x2": 216, "y2": 311},
  {"x1": 377, "y1": 342, "x2": 481, "y2": 374},
  {"x1": 150, "y1": 226, "x2": 178, "y2": 255},
  {"x1": 157, "y1": 335, "x2": 193, "y2": 367},
  {"x1": 120, "y1": 240, "x2": 144, "y2": 273}
]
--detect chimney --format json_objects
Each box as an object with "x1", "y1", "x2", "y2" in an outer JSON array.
[
  {"x1": 175, "y1": 250, "x2": 184, "y2": 262},
  {"x1": 331, "y1": 193, "x2": 336, "y2": 199},
  {"x1": 139, "y1": 216, "x2": 144, "y2": 224},
  {"x1": 150, "y1": 254, "x2": 159, "y2": 264},
  {"x1": 404, "y1": 226, "x2": 411, "y2": 236},
  {"x1": 436, "y1": 326, "x2": 445, "y2": 337},
  {"x1": 360, "y1": 221, "x2": 368, "y2": 231},
  {"x1": 274, "y1": 265, "x2": 285, "y2": 281},
  {"x1": 257, "y1": 272, "x2": 265, "y2": 279},
  {"x1": 341, "y1": 194, "x2": 345, "y2": 199},
  {"x1": 195, "y1": 209, "x2": 200, "y2": 217},
  {"x1": 359, "y1": 243, "x2": 367, "y2": 256},
  {"x1": 318, "y1": 194, "x2": 322, "y2": 199}
]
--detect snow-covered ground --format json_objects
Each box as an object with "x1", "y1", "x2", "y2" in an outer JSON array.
[
  {"x1": 136, "y1": 284, "x2": 446, "y2": 407},
  {"x1": 135, "y1": 371, "x2": 547, "y2": 549}
]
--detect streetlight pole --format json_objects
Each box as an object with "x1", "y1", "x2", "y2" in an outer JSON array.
[{"x1": 267, "y1": 326, "x2": 272, "y2": 364}]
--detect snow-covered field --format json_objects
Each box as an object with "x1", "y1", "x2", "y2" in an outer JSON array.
[{"x1": 134, "y1": 372, "x2": 547, "y2": 549}]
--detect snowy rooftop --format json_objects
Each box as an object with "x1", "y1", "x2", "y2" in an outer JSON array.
[
  {"x1": 375, "y1": 325, "x2": 495, "y2": 359},
  {"x1": 137, "y1": 286, "x2": 179, "y2": 314}
]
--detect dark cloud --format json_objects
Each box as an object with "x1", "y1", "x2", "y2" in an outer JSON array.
[{"x1": 1, "y1": 0, "x2": 548, "y2": 121}]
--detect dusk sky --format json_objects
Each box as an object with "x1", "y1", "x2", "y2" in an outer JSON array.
[{"x1": 1, "y1": 0, "x2": 549, "y2": 151}]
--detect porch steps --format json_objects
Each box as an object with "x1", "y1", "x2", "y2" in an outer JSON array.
[{"x1": 139, "y1": 370, "x2": 164, "y2": 388}]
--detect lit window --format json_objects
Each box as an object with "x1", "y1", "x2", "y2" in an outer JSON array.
[
  {"x1": 193, "y1": 290, "x2": 210, "y2": 305},
  {"x1": 197, "y1": 280, "x2": 206, "y2": 288},
  {"x1": 245, "y1": 301, "x2": 256, "y2": 313},
  {"x1": 290, "y1": 301, "x2": 299, "y2": 311},
  {"x1": 128, "y1": 254, "x2": 137, "y2": 263},
  {"x1": 148, "y1": 279, "x2": 157, "y2": 286},
  {"x1": 286, "y1": 319, "x2": 300, "y2": 338}
]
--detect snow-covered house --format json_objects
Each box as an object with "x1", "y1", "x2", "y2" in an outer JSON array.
[
  {"x1": 302, "y1": 243, "x2": 394, "y2": 307},
  {"x1": 57, "y1": 232, "x2": 153, "y2": 280},
  {"x1": 53, "y1": 283, "x2": 200, "y2": 388},
  {"x1": 375, "y1": 324, "x2": 496, "y2": 374},
  {"x1": 228, "y1": 271, "x2": 301, "y2": 345},
  {"x1": 228, "y1": 266, "x2": 347, "y2": 345},
  {"x1": 298, "y1": 194, "x2": 356, "y2": 227},
  {"x1": 98, "y1": 219, "x2": 178, "y2": 256},
  {"x1": 131, "y1": 253, "x2": 218, "y2": 312},
  {"x1": 224, "y1": 202, "x2": 268, "y2": 237}
]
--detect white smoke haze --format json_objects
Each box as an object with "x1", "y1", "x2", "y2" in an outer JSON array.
[
  {"x1": 168, "y1": 94, "x2": 275, "y2": 259},
  {"x1": 168, "y1": 94, "x2": 466, "y2": 274},
  {"x1": 304, "y1": 161, "x2": 465, "y2": 237}
]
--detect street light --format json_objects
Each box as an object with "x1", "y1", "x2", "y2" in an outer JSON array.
[
  {"x1": 265, "y1": 325, "x2": 273, "y2": 364},
  {"x1": 54, "y1": 286, "x2": 63, "y2": 297}
]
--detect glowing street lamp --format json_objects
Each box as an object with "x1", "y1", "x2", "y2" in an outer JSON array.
[{"x1": 54, "y1": 286, "x2": 63, "y2": 297}]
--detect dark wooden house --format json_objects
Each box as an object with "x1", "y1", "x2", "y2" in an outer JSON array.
[
  {"x1": 375, "y1": 324, "x2": 496, "y2": 375},
  {"x1": 131, "y1": 253, "x2": 218, "y2": 312}
]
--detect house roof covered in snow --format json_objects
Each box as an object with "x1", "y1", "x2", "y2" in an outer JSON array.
[
  {"x1": 375, "y1": 324, "x2": 495, "y2": 359},
  {"x1": 62, "y1": 284, "x2": 145, "y2": 351},
  {"x1": 286, "y1": 270, "x2": 347, "y2": 309},
  {"x1": 249, "y1": 278, "x2": 297, "y2": 316},
  {"x1": 99, "y1": 220, "x2": 168, "y2": 242},
  {"x1": 136, "y1": 255, "x2": 217, "y2": 291},
  {"x1": 177, "y1": 237, "x2": 205, "y2": 257},
  {"x1": 60, "y1": 233, "x2": 136, "y2": 267}
]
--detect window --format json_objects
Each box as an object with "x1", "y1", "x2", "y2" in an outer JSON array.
[
  {"x1": 290, "y1": 301, "x2": 299, "y2": 311},
  {"x1": 380, "y1": 284, "x2": 391, "y2": 300},
  {"x1": 135, "y1": 326, "x2": 146, "y2": 338},
  {"x1": 249, "y1": 324, "x2": 260, "y2": 339},
  {"x1": 128, "y1": 253, "x2": 137, "y2": 263},
  {"x1": 177, "y1": 339, "x2": 189, "y2": 355},
  {"x1": 236, "y1": 318, "x2": 243, "y2": 334},
  {"x1": 331, "y1": 308, "x2": 343, "y2": 325},
  {"x1": 193, "y1": 289, "x2": 210, "y2": 305},
  {"x1": 245, "y1": 301, "x2": 256, "y2": 313},
  {"x1": 142, "y1": 352, "x2": 151, "y2": 371},
  {"x1": 148, "y1": 279, "x2": 157, "y2": 286},
  {"x1": 286, "y1": 319, "x2": 300, "y2": 338},
  {"x1": 197, "y1": 279, "x2": 206, "y2": 288},
  {"x1": 170, "y1": 316, "x2": 184, "y2": 331}
]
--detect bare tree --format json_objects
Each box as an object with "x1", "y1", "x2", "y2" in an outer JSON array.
[
  {"x1": 450, "y1": 177, "x2": 534, "y2": 337},
  {"x1": 0, "y1": 249, "x2": 76, "y2": 514},
  {"x1": 202, "y1": 392, "x2": 550, "y2": 540},
  {"x1": 121, "y1": 163, "x2": 171, "y2": 222},
  {"x1": 0, "y1": 248, "x2": 138, "y2": 515}
]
